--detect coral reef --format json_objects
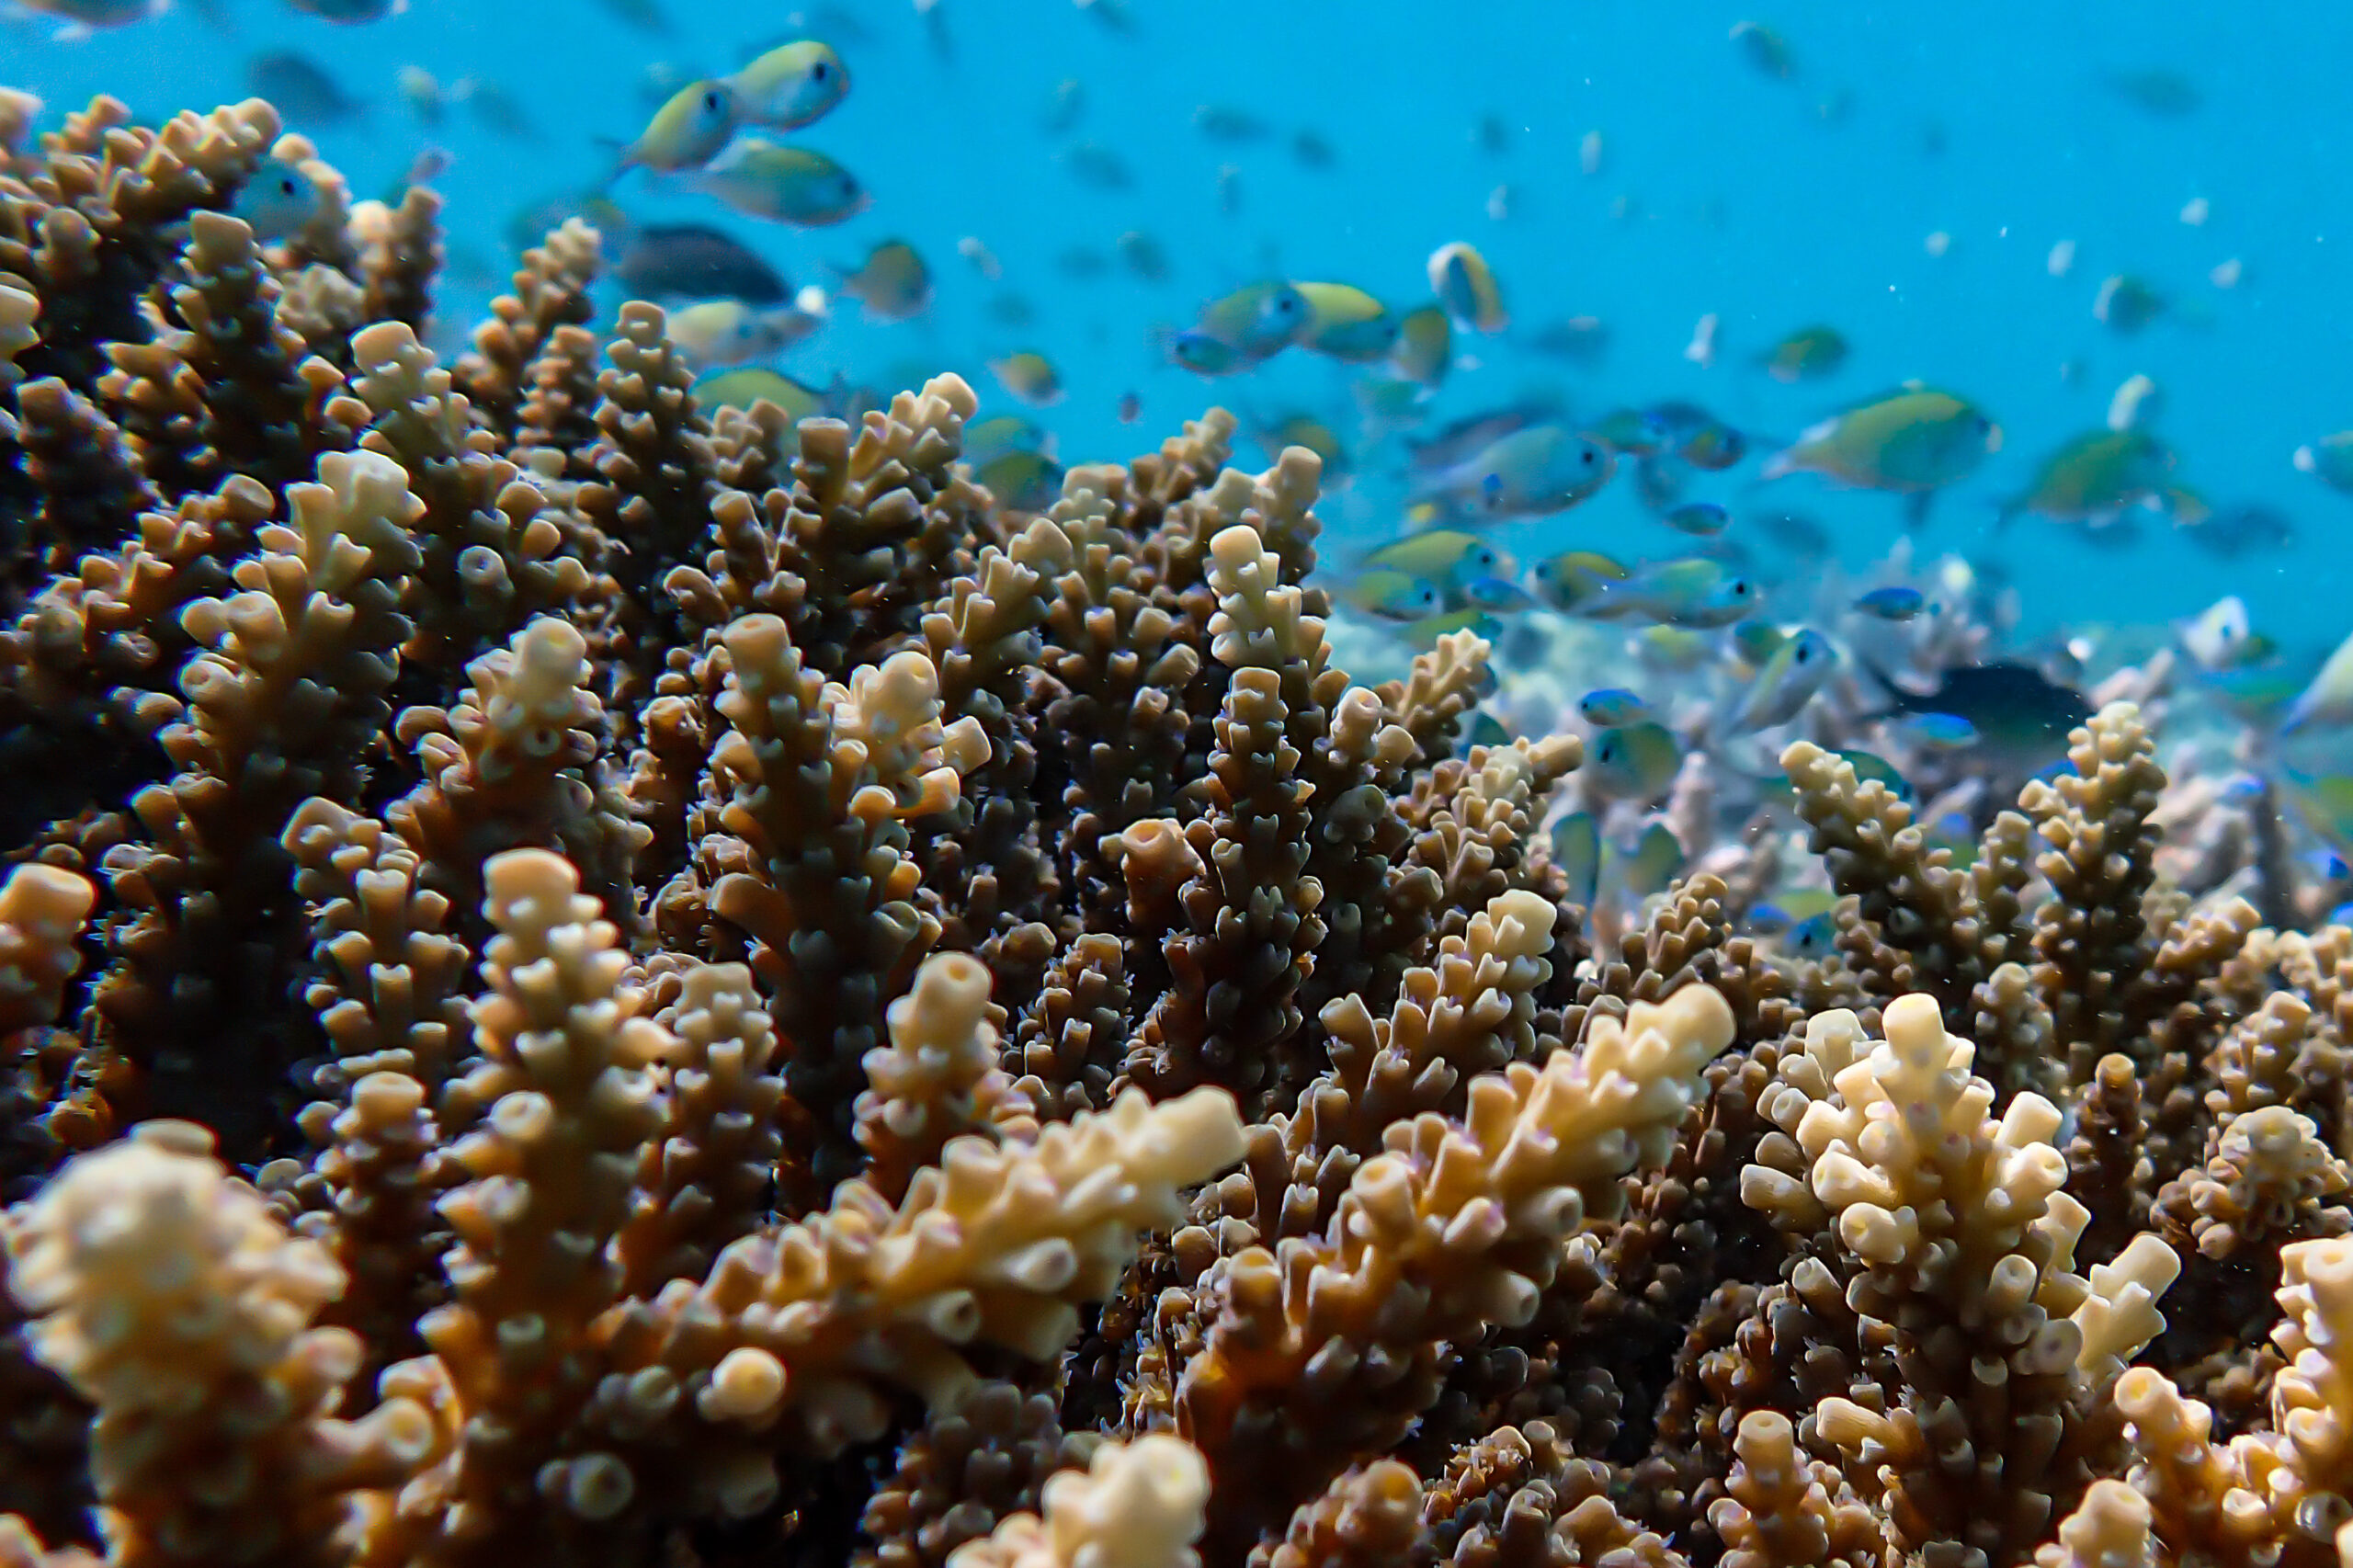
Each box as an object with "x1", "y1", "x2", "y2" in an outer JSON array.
[{"x1": 0, "y1": 91, "x2": 2348, "y2": 1568}]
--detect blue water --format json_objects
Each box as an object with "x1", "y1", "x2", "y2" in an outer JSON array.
[{"x1": 14, "y1": 0, "x2": 2348, "y2": 658}]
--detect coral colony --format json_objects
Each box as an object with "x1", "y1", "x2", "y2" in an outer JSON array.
[{"x1": 3, "y1": 95, "x2": 2353, "y2": 1568}]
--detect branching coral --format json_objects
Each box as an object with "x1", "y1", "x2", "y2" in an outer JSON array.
[{"x1": 4, "y1": 87, "x2": 2353, "y2": 1568}]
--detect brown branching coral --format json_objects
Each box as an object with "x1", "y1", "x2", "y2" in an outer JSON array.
[{"x1": 2, "y1": 86, "x2": 2351, "y2": 1568}]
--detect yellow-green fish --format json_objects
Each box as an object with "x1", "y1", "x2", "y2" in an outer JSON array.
[
  {"x1": 1427, "y1": 242, "x2": 1507, "y2": 332},
  {"x1": 964, "y1": 414, "x2": 1051, "y2": 465},
  {"x1": 1399, "y1": 608, "x2": 1503, "y2": 651},
  {"x1": 1759, "y1": 324, "x2": 1847, "y2": 383},
  {"x1": 1388, "y1": 304, "x2": 1452, "y2": 388},
  {"x1": 1636, "y1": 625, "x2": 1712, "y2": 673},
  {"x1": 1339, "y1": 570, "x2": 1444, "y2": 622},
  {"x1": 1999, "y1": 428, "x2": 2174, "y2": 527},
  {"x1": 1419, "y1": 425, "x2": 1615, "y2": 520},
  {"x1": 727, "y1": 40, "x2": 849, "y2": 131},
  {"x1": 1551, "y1": 811, "x2": 1600, "y2": 906},
  {"x1": 1761, "y1": 385, "x2": 2001, "y2": 521},
  {"x1": 1116, "y1": 229, "x2": 1168, "y2": 280},
  {"x1": 2283, "y1": 630, "x2": 2353, "y2": 735},
  {"x1": 1727, "y1": 629, "x2": 1835, "y2": 731},
  {"x1": 684, "y1": 141, "x2": 868, "y2": 224},
  {"x1": 990, "y1": 351, "x2": 1063, "y2": 407},
  {"x1": 1730, "y1": 19, "x2": 1795, "y2": 79},
  {"x1": 1587, "y1": 722, "x2": 1681, "y2": 801},
  {"x1": 1621, "y1": 822, "x2": 1688, "y2": 897},
  {"x1": 664, "y1": 297, "x2": 824, "y2": 372},
  {"x1": 1193, "y1": 281, "x2": 1312, "y2": 358},
  {"x1": 1257, "y1": 414, "x2": 1349, "y2": 478},
  {"x1": 1582, "y1": 558, "x2": 1758, "y2": 629},
  {"x1": 1292, "y1": 282, "x2": 1397, "y2": 362},
  {"x1": 612, "y1": 79, "x2": 740, "y2": 175},
  {"x1": 834, "y1": 239, "x2": 932, "y2": 321},
  {"x1": 693, "y1": 366, "x2": 835, "y2": 419},
  {"x1": 2094, "y1": 274, "x2": 2165, "y2": 335},
  {"x1": 1364, "y1": 529, "x2": 1506, "y2": 582},
  {"x1": 2294, "y1": 432, "x2": 2353, "y2": 495},
  {"x1": 976, "y1": 449, "x2": 1065, "y2": 511},
  {"x1": 1530, "y1": 549, "x2": 1631, "y2": 611}
]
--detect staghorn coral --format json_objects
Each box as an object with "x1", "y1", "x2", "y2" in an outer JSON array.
[{"x1": 5, "y1": 86, "x2": 2353, "y2": 1568}]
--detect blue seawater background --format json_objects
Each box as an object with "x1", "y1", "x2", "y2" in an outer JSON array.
[{"x1": 11, "y1": 0, "x2": 2348, "y2": 660}]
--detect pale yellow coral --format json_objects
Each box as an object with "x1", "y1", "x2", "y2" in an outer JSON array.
[
  {"x1": 825, "y1": 649, "x2": 990, "y2": 821},
  {"x1": 944, "y1": 1434, "x2": 1209, "y2": 1568},
  {"x1": 0, "y1": 864, "x2": 96, "y2": 1033},
  {"x1": 1205, "y1": 521, "x2": 1317, "y2": 669},
  {"x1": 5, "y1": 1122, "x2": 432, "y2": 1568},
  {"x1": 0, "y1": 278, "x2": 37, "y2": 391}
]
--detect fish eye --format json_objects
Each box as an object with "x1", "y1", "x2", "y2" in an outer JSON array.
[
  {"x1": 1795, "y1": 643, "x2": 1813, "y2": 663},
  {"x1": 704, "y1": 90, "x2": 723, "y2": 109},
  {"x1": 813, "y1": 62, "x2": 829, "y2": 79},
  {"x1": 1581, "y1": 449, "x2": 1596, "y2": 465}
]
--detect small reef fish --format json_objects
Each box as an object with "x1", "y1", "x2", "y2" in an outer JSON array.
[
  {"x1": 1575, "y1": 558, "x2": 1758, "y2": 629},
  {"x1": 611, "y1": 80, "x2": 739, "y2": 176},
  {"x1": 2094, "y1": 274, "x2": 2165, "y2": 335},
  {"x1": 616, "y1": 223, "x2": 789, "y2": 304},
  {"x1": 1291, "y1": 128, "x2": 1337, "y2": 168},
  {"x1": 834, "y1": 240, "x2": 932, "y2": 321},
  {"x1": 684, "y1": 140, "x2": 868, "y2": 224},
  {"x1": 2105, "y1": 67, "x2": 2200, "y2": 117},
  {"x1": 1040, "y1": 77, "x2": 1085, "y2": 135},
  {"x1": 246, "y1": 51, "x2": 365, "y2": 124},
  {"x1": 1194, "y1": 281, "x2": 1311, "y2": 358},
  {"x1": 1852, "y1": 585, "x2": 1927, "y2": 619},
  {"x1": 1865, "y1": 659, "x2": 2088, "y2": 761},
  {"x1": 1999, "y1": 428, "x2": 2175, "y2": 527},
  {"x1": 1662, "y1": 501, "x2": 1731, "y2": 538},
  {"x1": 1339, "y1": 571, "x2": 1444, "y2": 622},
  {"x1": 1291, "y1": 282, "x2": 1396, "y2": 362},
  {"x1": 1730, "y1": 19, "x2": 1795, "y2": 78},
  {"x1": 1253, "y1": 414, "x2": 1349, "y2": 480},
  {"x1": 1116, "y1": 230, "x2": 1168, "y2": 281},
  {"x1": 1727, "y1": 630, "x2": 1836, "y2": 731},
  {"x1": 990, "y1": 351, "x2": 1063, "y2": 407},
  {"x1": 1761, "y1": 385, "x2": 2001, "y2": 525},
  {"x1": 2282, "y1": 630, "x2": 2353, "y2": 735},
  {"x1": 1374, "y1": 303, "x2": 1449, "y2": 379},
  {"x1": 1062, "y1": 142, "x2": 1132, "y2": 190},
  {"x1": 1427, "y1": 242, "x2": 1507, "y2": 332},
  {"x1": 2294, "y1": 432, "x2": 2353, "y2": 495},
  {"x1": 1586, "y1": 722, "x2": 1682, "y2": 801},
  {"x1": 1551, "y1": 812, "x2": 1601, "y2": 907},
  {"x1": 692, "y1": 366, "x2": 839, "y2": 419},
  {"x1": 1759, "y1": 324, "x2": 1847, "y2": 383},
  {"x1": 664, "y1": 297, "x2": 824, "y2": 373},
  {"x1": 727, "y1": 40, "x2": 849, "y2": 131},
  {"x1": 1784, "y1": 913, "x2": 1838, "y2": 960},
  {"x1": 1362, "y1": 529, "x2": 1504, "y2": 582},
  {"x1": 286, "y1": 0, "x2": 405, "y2": 20},
  {"x1": 1399, "y1": 608, "x2": 1504, "y2": 651},
  {"x1": 1731, "y1": 620, "x2": 1785, "y2": 669},
  {"x1": 1622, "y1": 823, "x2": 1688, "y2": 897},
  {"x1": 232, "y1": 158, "x2": 328, "y2": 243},
  {"x1": 974, "y1": 450, "x2": 1065, "y2": 512},
  {"x1": 1415, "y1": 425, "x2": 1615, "y2": 521},
  {"x1": 1530, "y1": 550, "x2": 1632, "y2": 611},
  {"x1": 1451, "y1": 575, "x2": 1534, "y2": 612},
  {"x1": 1194, "y1": 104, "x2": 1270, "y2": 142},
  {"x1": 1579, "y1": 688, "x2": 1652, "y2": 726},
  {"x1": 2177, "y1": 595, "x2": 2253, "y2": 670}
]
